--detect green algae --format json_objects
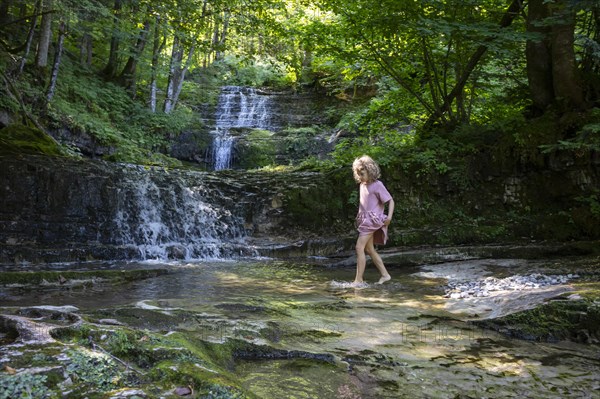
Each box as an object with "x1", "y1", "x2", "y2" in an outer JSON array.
[
  {"x1": 0, "y1": 269, "x2": 169, "y2": 287},
  {"x1": 11, "y1": 319, "x2": 257, "y2": 398},
  {"x1": 476, "y1": 297, "x2": 600, "y2": 343},
  {"x1": 2, "y1": 256, "x2": 600, "y2": 398},
  {"x1": 234, "y1": 358, "x2": 359, "y2": 399},
  {"x1": 474, "y1": 281, "x2": 600, "y2": 343}
]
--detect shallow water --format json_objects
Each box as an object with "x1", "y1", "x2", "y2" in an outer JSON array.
[{"x1": 2, "y1": 257, "x2": 599, "y2": 398}]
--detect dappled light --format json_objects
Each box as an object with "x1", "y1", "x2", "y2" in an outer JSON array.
[
  {"x1": 2, "y1": 253, "x2": 598, "y2": 397},
  {"x1": 1, "y1": 0, "x2": 599, "y2": 397}
]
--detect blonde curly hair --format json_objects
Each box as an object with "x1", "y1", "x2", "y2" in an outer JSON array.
[{"x1": 352, "y1": 155, "x2": 381, "y2": 183}]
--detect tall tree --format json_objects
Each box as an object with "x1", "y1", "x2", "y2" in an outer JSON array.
[
  {"x1": 17, "y1": 0, "x2": 41, "y2": 75},
  {"x1": 526, "y1": 0, "x2": 554, "y2": 113},
  {"x1": 0, "y1": 0, "x2": 12, "y2": 27},
  {"x1": 164, "y1": 33, "x2": 196, "y2": 113},
  {"x1": 163, "y1": 34, "x2": 183, "y2": 114},
  {"x1": 313, "y1": 0, "x2": 527, "y2": 128},
  {"x1": 526, "y1": 0, "x2": 585, "y2": 113},
  {"x1": 424, "y1": 0, "x2": 525, "y2": 127},
  {"x1": 163, "y1": 0, "x2": 213, "y2": 113},
  {"x1": 46, "y1": 19, "x2": 65, "y2": 102},
  {"x1": 549, "y1": 0, "x2": 584, "y2": 110},
  {"x1": 102, "y1": 0, "x2": 122, "y2": 78},
  {"x1": 149, "y1": 14, "x2": 166, "y2": 113},
  {"x1": 35, "y1": 0, "x2": 52, "y2": 68},
  {"x1": 579, "y1": 2, "x2": 600, "y2": 103},
  {"x1": 212, "y1": 10, "x2": 230, "y2": 60},
  {"x1": 119, "y1": 18, "x2": 151, "y2": 96}
]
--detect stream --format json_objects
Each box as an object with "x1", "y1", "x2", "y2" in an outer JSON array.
[
  {"x1": 2, "y1": 85, "x2": 599, "y2": 395},
  {"x1": 2, "y1": 249, "x2": 599, "y2": 398}
]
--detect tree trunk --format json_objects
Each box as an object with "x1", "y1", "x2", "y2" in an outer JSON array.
[
  {"x1": 17, "y1": 0, "x2": 41, "y2": 75},
  {"x1": 164, "y1": 35, "x2": 183, "y2": 114},
  {"x1": 149, "y1": 16, "x2": 166, "y2": 113},
  {"x1": 580, "y1": 5, "x2": 600, "y2": 103},
  {"x1": 203, "y1": 19, "x2": 214, "y2": 66},
  {"x1": 216, "y1": 12, "x2": 229, "y2": 60},
  {"x1": 550, "y1": 1, "x2": 584, "y2": 110},
  {"x1": 525, "y1": 0, "x2": 554, "y2": 113},
  {"x1": 212, "y1": 19, "x2": 221, "y2": 60},
  {"x1": 425, "y1": 0, "x2": 524, "y2": 128},
  {"x1": 102, "y1": 0, "x2": 122, "y2": 78},
  {"x1": 46, "y1": 19, "x2": 65, "y2": 103},
  {"x1": 171, "y1": 43, "x2": 195, "y2": 108},
  {"x1": 119, "y1": 19, "x2": 150, "y2": 96},
  {"x1": 17, "y1": 0, "x2": 25, "y2": 18},
  {"x1": 35, "y1": 0, "x2": 52, "y2": 68},
  {"x1": 79, "y1": 33, "x2": 92, "y2": 66},
  {"x1": 0, "y1": 0, "x2": 12, "y2": 26}
]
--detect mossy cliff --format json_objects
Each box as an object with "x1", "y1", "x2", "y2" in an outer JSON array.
[
  {"x1": 1, "y1": 122, "x2": 599, "y2": 263},
  {"x1": 376, "y1": 147, "x2": 600, "y2": 247}
]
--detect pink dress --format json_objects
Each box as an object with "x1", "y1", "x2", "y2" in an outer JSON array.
[{"x1": 356, "y1": 180, "x2": 393, "y2": 245}]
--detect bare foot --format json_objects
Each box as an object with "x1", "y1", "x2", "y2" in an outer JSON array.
[
  {"x1": 351, "y1": 281, "x2": 368, "y2": 288},
  {"x1": 376, "y1": 275, "x2": 391, "y2": 285}
]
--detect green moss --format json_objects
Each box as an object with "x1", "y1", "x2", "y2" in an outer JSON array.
[
  {"x1": 52, "y1": 321, "x2": 254, "y2": 397},
  {"x1": 236, "y1": 129, "x2": 277, "y2": 169},
  {"x1": 0, "y1": 269, "x2": 169, "y2": 286},
  {"x1": 0, "y1": 124, "x2": 69, "y2": 156},
  {"x1": 274, "y1": 126, "x2": 324, "y2": 163},
  {"x1": 478, "y1": 298, "x2": 600, "y2": 342},
  {"x1": 104, "y1": 146, "x2": 183, "y2": 167},
  {"x1": 285, "y1": 329, "x2": 342, "y2": 340},
  {"x1": 280, "y1": 169, "x2": 355, "y2": 234},
  {"x1": 0, "y1": 346, "x2": 64, "y2": 370}
]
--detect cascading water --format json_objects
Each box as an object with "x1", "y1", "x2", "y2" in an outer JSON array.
[
  {"x1": 112, "y1": 164, "x2": 250, "y2": 260},
  {"x1": 212, "y1": 86, "x2": 277, "y2": 170}
]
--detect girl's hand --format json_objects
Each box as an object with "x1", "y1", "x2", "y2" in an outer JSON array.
[{"x1": 384, "y1": 218, "x2": 392, "y2": 226}]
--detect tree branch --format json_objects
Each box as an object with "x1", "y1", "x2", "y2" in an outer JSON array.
[{"x1": 425, "y1": 0, "x2": 526, "y2": 128}]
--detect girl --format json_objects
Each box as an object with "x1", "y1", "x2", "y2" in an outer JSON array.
[{"x1": 352, "y1": 155, "x2": 394, "y2": 285}]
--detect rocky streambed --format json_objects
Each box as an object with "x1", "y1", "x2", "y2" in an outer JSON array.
[
  {"x1": 444, "y1": 273, "x2": 577, "y2": 299},
  {"x1": 1, "y1": 244, "x2": 599, "y2": 398}
]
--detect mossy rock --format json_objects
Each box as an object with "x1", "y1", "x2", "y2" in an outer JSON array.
[
  {"x1": 476, "y1": 298, "x2": 600, "y2": 343},
  {"x1": 236, "y1": 129, "x2": 277, "y2": 169},
  {"x1": 0, "y1": 124, "x2": 66, "y2": 156},
  {"x1": 0, "y1": 269, "x2": 170, "y2": 286}
]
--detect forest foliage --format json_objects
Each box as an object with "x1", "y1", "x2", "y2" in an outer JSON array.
[{"x1": 0, "y1": 0, "x2": 599, "y2": 168}]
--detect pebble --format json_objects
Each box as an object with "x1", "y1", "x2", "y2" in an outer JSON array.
[{"x1": 444, "y1": 273, "x2": 579, "y2": 299}]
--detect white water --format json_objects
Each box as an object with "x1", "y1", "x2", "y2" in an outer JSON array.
[
  {"x1": 112, "y1": 165, "x2": 248, "y2": 260},
  {"x1": 212, "y1": 86, "x2": 276, "y2": 170}
]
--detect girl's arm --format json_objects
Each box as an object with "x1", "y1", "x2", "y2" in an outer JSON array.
[{"x1": 384, "y1": 199, "x2": 395, "y2": 226}]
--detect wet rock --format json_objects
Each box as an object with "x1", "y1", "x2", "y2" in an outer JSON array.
[
  {"x1": 230, "y1": 339, "x2": 335, "y2": 363},
  {"x1": 3, "y1": 365, "x2": 16, "y2": 374},
  {"x1": 109, "y1": 389, "x2": 148, "y2": 398},
  {"x1": 97, "y1": 319, "x2": 126, "y2": 326},
  {"x1": 0, "y1": 155, "x2": 353, "y2": 263},
  {"x1": 0, "y1": 307, "x2": 82, "y2": 344},
  {"x1": 174, "y1": 386, "x2": 193, "y2": 396},
  {"x1": 215, "y1": 303, "x2": 267, "y2": 313},
  {"x1": 444, "y1": 273, "x2": 578, "y2": 299},
  {"x1": 474, "y1": 298, "x2": 600, "y2": 343}
]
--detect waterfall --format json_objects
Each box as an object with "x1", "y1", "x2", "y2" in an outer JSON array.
[
  {"x1": 211, "y1": 86, "x2": 276, "y2": 170},
  {"x1": 112, "y1": 164, "x2": 250, "y2": 260}
]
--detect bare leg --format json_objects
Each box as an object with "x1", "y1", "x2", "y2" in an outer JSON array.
[
  {"x1": 354, "y1": 233, "x2": 372, "y2": 284},
  {"x1": 365, "y1": 236, "x2": 391, "y2": 284}
]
